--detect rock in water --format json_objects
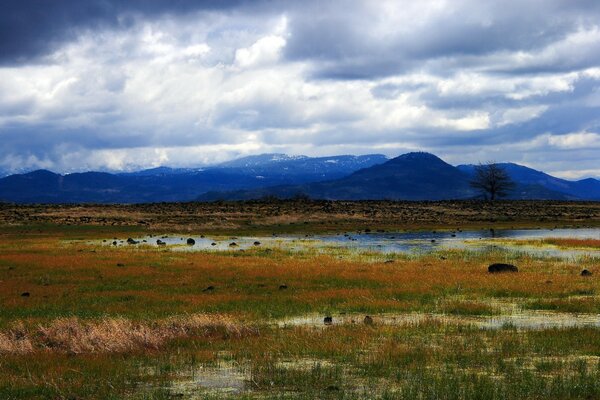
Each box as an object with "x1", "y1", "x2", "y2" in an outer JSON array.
[
  {"x1": 488, "y1": 263, "x2": 518, "y2": 273},
  {"x1": 186, "y1": 238, "x2": 195, "y2": 245},
  {"x1": 324, "y1": 316, "x2": 333, "y2": 325}
]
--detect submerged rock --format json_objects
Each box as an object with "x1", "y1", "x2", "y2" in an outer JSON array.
[{"x1": 488, "y1": 263, "x2": 518, "y2": 273}]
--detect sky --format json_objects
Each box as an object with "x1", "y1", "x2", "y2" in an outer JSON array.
[{"x1": 1, "y1": 0, "x2": 599, "y2": 179}]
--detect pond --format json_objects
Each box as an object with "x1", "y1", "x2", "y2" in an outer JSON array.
[{"x1": 103, "y1": 228, "x2": 600, "y2": 259}]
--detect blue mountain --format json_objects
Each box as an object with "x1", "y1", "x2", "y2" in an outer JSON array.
[
  {"x1": 199, "y1": 152, "x2": 576, "y2": 201},
  {"x1": 457, "y1": 163, "x2": 600, "y2": 200},
  {"x1": 0, "y1": 152, "x2": 596, "y2": 203},
  {"x1": 0, "y1": 153, "x2": 388, "y2": 203}
]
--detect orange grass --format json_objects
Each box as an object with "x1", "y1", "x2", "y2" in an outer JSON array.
[
  {"x1": 0, "y1": 234, "x2": 597, "y2": 326},
  {"x1": 542, "y1": 238, "x2": 600, "y2": 248}
]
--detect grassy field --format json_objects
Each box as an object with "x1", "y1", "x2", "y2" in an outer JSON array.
[{"x1": 0, "y1": 201, "x2": 599, "y2": 399}]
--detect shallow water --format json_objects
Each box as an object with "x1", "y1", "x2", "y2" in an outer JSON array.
[
  {"x1": 168, "y1": 364, "x2": 248, "y2": 396},
  {"x1": 277, "y1": 310, "x2": 600, "y2": 330},
  {"x1": 105, "y1": 227, "x2": 600, "y2": 259}
]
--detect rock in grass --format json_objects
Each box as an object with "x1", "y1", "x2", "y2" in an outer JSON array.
[
  {"x1": 581, "y1": 269, "x2": 593, "y2": 277},
  {"x1": 364, "y1": 315, "x2": 374, "y2": 325},
  {"x1": 202, "y1": 285, "x2": 215, "y2": 292},
  {"x1": 116, "y1": 263, "x2": 125, "y2": 267},
  {"x1": 186, "y1": 238, "x2": 195, "y2": 245},
  {"x1": 21, "y1": 292, "x2": 30, "y2": 297},
  {"x1": 488, "y1": 263, "x2": 518, "y2": 273},
  {"x1": 324, "y1": 316, "x2": 333, "y2": 325},
  {"x1": 279, "y1": 284, "x2": 288, "y2": 290}
]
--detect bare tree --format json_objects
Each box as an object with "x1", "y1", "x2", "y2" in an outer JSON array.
[{"x1": 470, "y1": 163, "x2": 515, "y2": 200}]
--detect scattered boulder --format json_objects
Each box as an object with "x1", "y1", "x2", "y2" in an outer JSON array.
[
  {"x1": 364, "y1": 315, "x2": 374, "y2": 325},
  {"x1": 488, "y1": 263, "x2": 518, "y2": 273},
  {"x1": 581, "y1": 269, "x2": 593, "y2": 277},
  {"x1": 229, "y1": 242, "x2": 238, "y2": 247},
  {"x1": 211, "y1": 242, "x2": 217, "y2": 246},
  {"x1": 186, "y1": 238, "x2": 195, "y2": 245},
  {"x1": 112, "y1": 241, "x2": 117, "y2": 246},
  {"x1": 324, "y1": 316, "x2": 333, "y2": 325},
  {"x1": 202, "y1": 285, "x2": 215, "y2": 292},
  {"x1": 156, "y1": 239, "x2": 166, "y2": 246},
  {"x1": 126, "y1": 238, "x2": 138, "y2": 245},
  {"x1": 21, "y1": 292, "x2": 30, "y2": 297}
]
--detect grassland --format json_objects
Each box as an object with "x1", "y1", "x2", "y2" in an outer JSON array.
[{"x1": 0, "y1": 201, "x2": 599, "y2": 399}]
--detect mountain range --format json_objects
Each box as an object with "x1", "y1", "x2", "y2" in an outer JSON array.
[{"x1": 0, "y1": 152, "x2": 598, "y2": 203}]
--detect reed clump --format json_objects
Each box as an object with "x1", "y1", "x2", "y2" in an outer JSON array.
[{"x1": 0, "y1": 314, "x2": 255, "y2": 354}]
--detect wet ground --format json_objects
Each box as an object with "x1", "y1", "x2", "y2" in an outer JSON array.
[{"x1": 104, "y1": 227, "x2": 600, "y2": 259}]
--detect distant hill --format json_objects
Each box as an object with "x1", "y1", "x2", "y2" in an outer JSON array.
[
  {"x1": 457, "y1": 163, "x2": 600, "y2": 200},
  {"x1": 0, "y1": 152, "x2": 596, "y2": 203},
  {"x1": 213, "y1": 153, "x2": 389, "y2": 182},
  {"x1": 0, "y1": 153, "x2": 388, "y2": 203},
  {"x1": 199, "y1": 152, "x2": 576, "y2": 201}
]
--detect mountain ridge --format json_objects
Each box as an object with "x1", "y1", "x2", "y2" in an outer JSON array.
[{"x1": 0, "y1": 152, "x2": 598, "y2": 203}]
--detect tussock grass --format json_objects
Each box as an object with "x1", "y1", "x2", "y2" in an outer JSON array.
[{"x1": 0, "y1": 314, "x2": 255, "y2": 354}]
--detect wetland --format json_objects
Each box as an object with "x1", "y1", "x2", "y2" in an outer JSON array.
[{"x1": 1, "y1": 200, "x2": 600, "y2": 399}]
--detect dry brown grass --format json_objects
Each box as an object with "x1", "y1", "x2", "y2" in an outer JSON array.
[{"x1": 0, "y1": 314, "x2": 254, "y2": 355}]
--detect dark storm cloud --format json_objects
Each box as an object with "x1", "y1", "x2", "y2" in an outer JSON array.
[
  {"x1": 0, "y1": 0, "x2": 250, "y2": 64},
  {"x1": 283, "y1": 0, "x2": 600, "y2": 79}
]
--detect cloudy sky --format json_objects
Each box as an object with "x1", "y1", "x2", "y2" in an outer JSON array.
[{"x1": 1, "y1": 0, "x2": 599, "y2": 178}]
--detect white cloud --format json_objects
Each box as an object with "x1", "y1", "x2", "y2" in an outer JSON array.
[
  {"x1": 234, "y1": 35, "x2": 287, "y2": 68},
  {"x1": 546, "y1": 132, "x2": 600, "y2": 149}
]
